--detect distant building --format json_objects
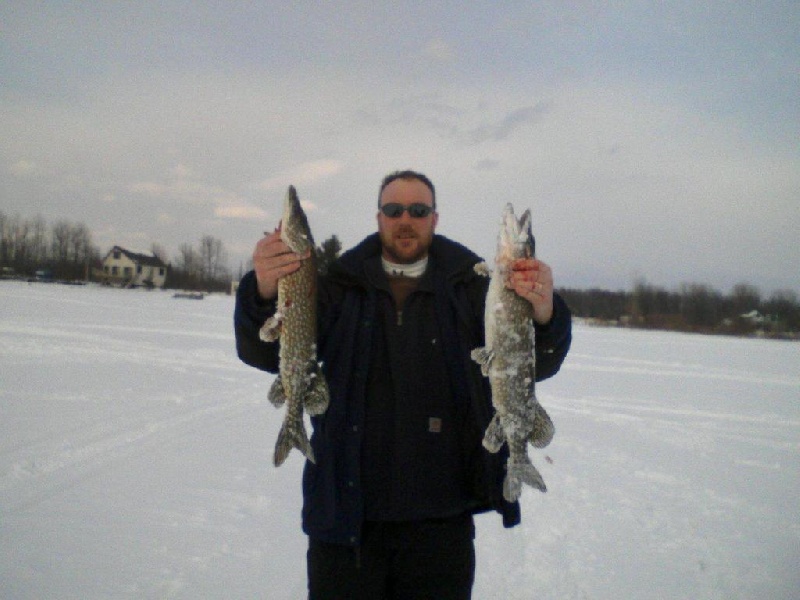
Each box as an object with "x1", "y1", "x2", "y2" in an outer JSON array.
[
  {"x1": 740, "y1": 310, "x2": 765, "y2": 324},
  {"x1": 34, "y1": 269, "x2": 54, "y2": 282},
  {"x1": 102, "y1": 246, "x2": 168, "y2": 288}
]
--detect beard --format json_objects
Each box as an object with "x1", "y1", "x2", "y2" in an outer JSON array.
[{"x1": 379, "y1": 224, "x2": 433, "y2": 264}]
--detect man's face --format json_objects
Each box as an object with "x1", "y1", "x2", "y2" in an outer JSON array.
[{"x1": 377, "y1": 178, "x2": 438, "y2": 264}]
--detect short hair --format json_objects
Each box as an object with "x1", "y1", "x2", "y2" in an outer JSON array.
[{"x1": 378, "y1": 170, "x2": 436, "y2": 209}]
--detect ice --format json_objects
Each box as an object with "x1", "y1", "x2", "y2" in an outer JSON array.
[{"x1": 1, "y1": 281, "x2": 798, "y2": 599}]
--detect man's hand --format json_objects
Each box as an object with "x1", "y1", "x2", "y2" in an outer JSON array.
[
  {"x1": 506, "y1": 258, "x2": 555, "y2": 325},
  {"x1": 252, "y1": 227, "x2": 310, "y2": 301}
]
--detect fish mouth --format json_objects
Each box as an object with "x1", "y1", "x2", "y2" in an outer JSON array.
[{"x1": 499, "y1": 204, "x2": 534, "y2": 257}]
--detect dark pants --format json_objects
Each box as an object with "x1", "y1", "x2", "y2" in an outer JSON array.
[{"x1": 307, "y1": 514, "x2": 476, "y2": 600}]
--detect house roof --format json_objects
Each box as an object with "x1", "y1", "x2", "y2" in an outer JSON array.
[{"x1": 105, "y1": 246, "x2": 167, "y2": 268}]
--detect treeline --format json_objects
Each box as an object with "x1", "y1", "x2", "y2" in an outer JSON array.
[
  {"x1": 558, "y1": 280, "x2": 800, "y2": 338},
  {"x1": 0, "y1": 211, "x2": 231, "y2": 292},
  {"x1": 163, "y1": 235, "x2": 231, "y2": 292},
  {"x1": 4, "y1": 213, "x2": 797, "y2": 338},
  {"x1": 0, "y1": 212, "x2": 99, "y2": 280}
]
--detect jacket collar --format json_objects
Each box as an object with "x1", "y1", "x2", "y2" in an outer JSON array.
[{"x1": 329, "y1": 233, "x2": 483, "y2": 288}]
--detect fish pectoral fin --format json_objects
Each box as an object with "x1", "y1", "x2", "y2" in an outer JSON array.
[
  {"x1": 304, "y1": 367, "x2": 330, "y2": 416},
  {"x1": 481, "y1": 413, "x2": 506, "y2": 453},
  {"x1": 473, "y1": 261, "x2": 492, "y2": 277},
  {"x1": 273, "y1": 417, "x2": 315, "y2": 466},
  {"x1": 267, "y1": 375, "x2": 286, "y2": 407},
  {"x1": 259, "y1": 314, "x2": 283, "y2": 342},
  {"x1": 503, "y1": 460, "x2": 547, "y2": 502},
  {"x1": 530, "y1": 403, "x2": 555, "y2": 449},
  {"x1": 470, "y1": 347, "x2": 494, "y2": 376}
]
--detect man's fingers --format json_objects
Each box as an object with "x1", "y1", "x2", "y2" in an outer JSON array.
[{"x1": 253, "y1": 223, "x2": 311, "y2": 300}]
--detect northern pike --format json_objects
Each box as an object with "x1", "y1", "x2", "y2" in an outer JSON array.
[
  {"x1": 471, "y1": 203, "x2": 555, "y2": 502},
  {"x1": 259, "y1": 186, "x2": 329, "y2": 466}
]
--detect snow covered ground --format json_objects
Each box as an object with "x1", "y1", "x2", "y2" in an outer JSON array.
[{"x1": 1, "y1": 281, "x2": 798, "y2": 599}]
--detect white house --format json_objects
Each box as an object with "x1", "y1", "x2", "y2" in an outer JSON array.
[{"x1": 102, "y1": 246, "x2": 168, "y2": 288}]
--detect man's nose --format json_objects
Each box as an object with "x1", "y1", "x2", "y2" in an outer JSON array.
[{"x1": 397, "y1": 208, "x2": 414, "y2": 223}]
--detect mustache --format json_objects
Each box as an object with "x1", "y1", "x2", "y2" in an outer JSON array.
[{"x1": 395, "y1": 225, "x2": 417, "y2": 237}]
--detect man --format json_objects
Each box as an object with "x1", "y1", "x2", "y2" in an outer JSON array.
[{"x1": 234, "y1": 170, "x2": 571, "y2": 599}]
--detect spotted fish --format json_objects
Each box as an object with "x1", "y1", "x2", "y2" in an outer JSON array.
[
  {"x1": 471, "y1": 203, "x2": 555, "y2": 501},
  {"x1": 259, "y1": 186, "x2": 329, "y2": 466}
]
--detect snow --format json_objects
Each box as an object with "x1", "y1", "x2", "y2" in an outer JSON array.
[{"x1": 1, "y1": 281, "x2": 798, "y2": 599}]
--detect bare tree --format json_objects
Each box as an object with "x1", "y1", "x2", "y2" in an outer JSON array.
[
  {"x1": 198, "y1": 234, "x2": 227, "y2": 282},
  {"x1": 679, "y1": 283, "x2": 723, "y2": 330},
  {"x1": 69, "y1": 223, "x2": 92, "y2": 263},
  {"x1": 10, "y1": 215, "x2": 31, "y2": 270},
  {"x1": 764, "y1": 289, "x2": 800, "y2": 332},
  {"x1": 177, "y1": 242, "x2": 200, "y2": 279},
  {"x1": 729, "y1": 283, "x2": 761, "y2": 316},
  {"x1": 0, "y1": 211, "x2": 8, "y2": 266},
  {"x1": 150, "y1": 242, "x2": 169, "y2": 264},
  {"x1": 30, "y1": 215, "x2": 48, "y2": 267},
  {"x1": 50, "y1": 220, "x2": 71, "y2": 272}
]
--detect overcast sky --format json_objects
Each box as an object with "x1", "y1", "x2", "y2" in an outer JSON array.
[{"x1": 2, "y1": 2, "x2": 798, "y2": 294}]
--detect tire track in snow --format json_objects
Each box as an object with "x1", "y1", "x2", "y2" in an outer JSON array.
[
  {"x1": 0, "y1": 397, "x2": 260, "y2": 517},
  {"x1": 546, "y1": 394, "x2": 799, "y2": 452},
  {"x1": 563, "y1": 353, "x2": 800, "y2": 388}
]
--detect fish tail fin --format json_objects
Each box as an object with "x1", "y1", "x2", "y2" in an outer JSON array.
[
  {"x1": 470, "y1": 347, "x2": 494, "y2": 376},
  {"x1": 481, "y1": 413, "x2": 506, "y2": 453},
  {"x1": 267, "y1": 374, "x2": 286, "y2": 407},
  {"x1": 530, "y1": 403, "x2": 555, "y2": 448},
  {"x1": 303, "y1": 366, "x2": 330, "y2": 416},
  {"x1": 503, "y1": 459, "x2": 547, "y2": 502},
  {"x1": 273, "y1": 417, "x2": 315, "y2": 466}
]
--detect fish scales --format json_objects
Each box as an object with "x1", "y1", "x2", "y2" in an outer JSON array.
[
  {"x1": 471, "y1": 203, "x2": 554, "y2": 502},
  {"x1": 259, "y1": 186, "x2": 330, "y2": 466}
]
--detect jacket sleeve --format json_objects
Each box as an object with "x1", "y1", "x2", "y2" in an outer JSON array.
[
  {"x1": 234, "y1": 270, "x2": 280, "y2": 373},
  {"x1": 534, "y1": 292, "x2": 572, "y2": 381}
]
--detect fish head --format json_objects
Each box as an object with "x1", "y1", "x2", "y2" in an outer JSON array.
[
  {"x1": 281, "y1": 186, "x2": 315, "y2": 254},
  {"x1": 497, "y1": 203, "x2": 535, "y2": 263}
]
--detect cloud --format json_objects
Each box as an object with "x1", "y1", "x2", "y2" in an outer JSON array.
[
  {"x1": 129, "y1": 181, "x2": 169, "y2": 197},
  {"x1": 169, "y1": 163, "x2": 195, "y2": 179},
  {"x1": 257, "y1": 159, "x2": 344, "y2": 192},
  {"x1": 349, "y1": 95, "x2": 552, "y2": 149},
  {"x1": 299, "y1": 199, "x2": 322, "y2": 214},
  {"x1": 466, "y1": 103, "x2": 551, "y2": 144},
  {"x1": 128, "y1": 163, "x2": 272, "y2": 224},
  {"x1": 214, "y1": 204, "x2": 268, "y2": 220},
  {"x1": 421, "y1": 39, "x2": 455, "y2": 62},
  {"x1": 129, "y1": 164, "x2": 238, "y2": 205},
  {"x1": 474, "y1": 159, "x2": 500, "y2": 171},
  {"x1": 9, "y1": 159, "x2": 37, "y2": 177}
]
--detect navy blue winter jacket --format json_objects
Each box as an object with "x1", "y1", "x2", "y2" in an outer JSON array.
[{"x1": 234, "y1": 233, "x2": 571, "y2": 546}]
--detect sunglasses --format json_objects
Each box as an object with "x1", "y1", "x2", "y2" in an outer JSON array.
[{"x1": 379, "y1": 203, "x2": 435, "y2": 218}]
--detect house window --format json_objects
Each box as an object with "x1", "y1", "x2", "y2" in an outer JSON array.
[
  {"x1": 137, "y1": 265, "x2": 142, "y2": 274},
  {"x1": 159, "y1": 268, "x2": 165, "y2": 276},
  {"x1": 113, "y1": 250, "x2": 121, "y2": 259},
  {"x1": 112, "y1": 266, "x2": 118, "y2": 275},
  {"x1": 124, "y1": 267, "x2": 132, "y2": 277}
]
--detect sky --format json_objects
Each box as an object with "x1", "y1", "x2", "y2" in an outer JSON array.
[{"x1": 2, "y1": 1, "x2": 799, "y2": 294}]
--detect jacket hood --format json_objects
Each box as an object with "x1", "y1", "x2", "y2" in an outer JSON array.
[{"x1": 328, "y1": 233, "x2": 484, "y2": 286}]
